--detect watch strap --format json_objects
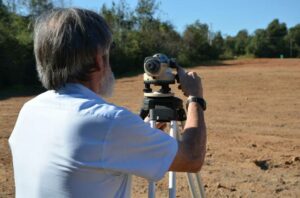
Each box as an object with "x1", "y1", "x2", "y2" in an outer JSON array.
[{"x1": 186, "y1": 96, "x2": 206, "y2": 111}]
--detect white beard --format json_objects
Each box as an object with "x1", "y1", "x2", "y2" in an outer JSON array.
[{"x1": 98, "y1": 68, "x2": 115, "y2": 98}]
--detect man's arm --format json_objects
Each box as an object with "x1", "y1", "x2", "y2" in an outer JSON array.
[{"x1": 168, "y1": 68, "x2": 207, "y2": 173}]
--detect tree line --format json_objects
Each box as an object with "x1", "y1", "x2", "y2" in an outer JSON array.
[{"x1": 0, "y1": 0, "x2": 300, "y2": 88}]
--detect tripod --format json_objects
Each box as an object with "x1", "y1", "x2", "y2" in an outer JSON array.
[{"x1": 140, "y1": 96, "x2": 206, "y2": 198}]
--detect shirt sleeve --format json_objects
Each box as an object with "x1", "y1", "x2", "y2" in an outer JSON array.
[{"x1": 102, "y1": 108, "x2": 178, "y2": 181}]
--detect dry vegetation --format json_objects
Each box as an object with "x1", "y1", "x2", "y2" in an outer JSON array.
[{"x1": 1, "y1": 59, "x2": 299, "y2": 197}]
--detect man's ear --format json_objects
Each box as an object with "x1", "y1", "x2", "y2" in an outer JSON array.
[{"x1": 95, "y1": 53, "x2": 105, "y2": 75}]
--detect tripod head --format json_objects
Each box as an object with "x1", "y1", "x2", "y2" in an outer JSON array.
[{"x1": 143, "y1": 53, "x2": 178, "y2": 97}]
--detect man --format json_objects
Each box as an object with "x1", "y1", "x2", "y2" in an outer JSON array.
[{"x1": 9, "y1": 8, "x2": 206, "y2": 198}]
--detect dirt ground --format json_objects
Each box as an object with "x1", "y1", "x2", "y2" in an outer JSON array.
[{"x1": 1, "y1": 59, "x2": 299, "y2": 197}]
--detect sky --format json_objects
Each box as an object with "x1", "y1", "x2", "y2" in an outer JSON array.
[{"x1": 70, "y1": 0, "x2": 300, "y2": 36}]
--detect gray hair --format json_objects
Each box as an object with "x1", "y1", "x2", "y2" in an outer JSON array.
[{"x1": 34, "y1": 8, "x2": 112, "y2": 90}]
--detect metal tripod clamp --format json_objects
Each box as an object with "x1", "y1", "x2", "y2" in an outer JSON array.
[{"x1": 140, "y1": 96, "x2": 187, "y2": 122}]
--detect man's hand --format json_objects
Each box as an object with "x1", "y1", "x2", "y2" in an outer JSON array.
[
  {"x1": 144, "y1": 116, "x2": 167, "y2": 131},
  {"x1": 177, "y1": 66, "x2": 203, "y2": 98}
]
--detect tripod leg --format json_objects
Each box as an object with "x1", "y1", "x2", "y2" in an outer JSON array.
[
  {"x1": 148, "y1": 121, "x2": 156, "y2": 198},
  {"x1": 186, "y1": 172, "x2": 206, "y2": 198},
  {"x1": 148, "y1": 182, "x2": 156, "y2": 198},
  {"x1": 168, "y1": 121, "x2": 177, "y2": 198},
  {"x1": 186, "y1": 173, "x2": 197, "y2": 198},
  {"x1": 195, "y1": 172, "x2": 205, "y2": 198},
  {"x1": 169, "y1": 172, "x2": 176, "y2": 198}
]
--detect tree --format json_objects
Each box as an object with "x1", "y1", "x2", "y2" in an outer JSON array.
[
  {"x1": 18, "y1": 0, "x2": 53, "y2": 16},
  {"x1": 180, "y1": 20, "x2": 211, "y2": 64},
  {"x1": 234, "y1": 30, "x2": 249, "y2": 55},
  {"x1": 100, "y1": 0, "x2": 182, "y2": 74},
  {"x1": 101, "y1": 1, "x2": 140, "y2": 74},
  {"x1": 210, "y1": 31, "x2": 224, "y2": 59},
  {"x1": 135, "y1": 0, "x2": 158, "y2": 21},
  {"x1": 286, "y1": 24, "x2": 300, "y2": 57},
  {"x1": 247, "y1": 29, "x2": 271, "y2": 57},
  {"x1": 248, "y1": 19, "x2": 288, "y2": 58},
  {"x1": 265, "y1": 19, "x2": 288, "y2": 57},
  {"x1": 267, "y1": 19, "x2": 287, "y2": 38},
  {"x1": 2, "y1": 0, "x2": 17, "y2": 13},
  {"x1": 0, "y1": 3, "x2": 37, "y2": 88},
  {"x1": 157, "y1": 21, "x2": 182, "y2": 57},
  {"x1": 223, "y1": 35, "x2": 236, "y2": 58}
]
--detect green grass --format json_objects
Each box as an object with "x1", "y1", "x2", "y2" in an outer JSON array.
[{"x1": 236, "y1": 54, "x2": 255, "y2": 60}]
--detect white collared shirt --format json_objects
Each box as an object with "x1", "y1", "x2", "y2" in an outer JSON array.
[{"x1": 9, "y1": 83, "x2": 178, "y2": 198}]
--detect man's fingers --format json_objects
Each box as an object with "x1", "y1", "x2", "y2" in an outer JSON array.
[
  {"x1": 177, "y1": 66, "x2": 187, "y2": 78},
  {"x1": 145, "y1": 118, "x2": 167, "y2": 130},
  {"x1": 156, "y1": 122, "x2": 167, "y2": 130},
  {"x1": 186, "y1": 71, "x2": 198, "y2": 78},
  {"x1": 177, "y1": 66, "x2": 188, "y2": 88},
  {"x1": 144, "y1": 116, "x2": 150, "y2": 123}
]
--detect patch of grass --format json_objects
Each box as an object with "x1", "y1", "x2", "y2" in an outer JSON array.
[{"x1": 236, "y1": 54, "x2": 255, "y2": 60}]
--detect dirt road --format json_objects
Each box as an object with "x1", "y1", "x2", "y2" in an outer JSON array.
[{"x1": 1, "y1": 59, "x2": 299, "y2": 197}]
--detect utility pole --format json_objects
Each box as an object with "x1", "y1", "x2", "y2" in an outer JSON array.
[
  {"x1": 290, "y1": 38, "x2": 293, "y2": 58},
  {"x1": 208, "y1": 23, "x2": 213, "y2": 45}
]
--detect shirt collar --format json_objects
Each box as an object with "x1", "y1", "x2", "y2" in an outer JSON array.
[{"x1": 57, "y1": 83, "x2": 105, "y2": 102}]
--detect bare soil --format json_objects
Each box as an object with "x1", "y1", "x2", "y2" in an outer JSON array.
[{"x1": 1, "y1": 59, "x2": 299, "y2": 197}]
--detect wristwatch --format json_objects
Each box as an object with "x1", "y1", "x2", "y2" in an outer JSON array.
[{"x1": 186, "y1": 96, "x2": 207, "y2": 111}]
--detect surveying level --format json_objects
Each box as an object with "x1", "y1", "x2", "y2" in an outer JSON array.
[{"x1": 140, "y1": 54, "x2": 206, "y2": 198}]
